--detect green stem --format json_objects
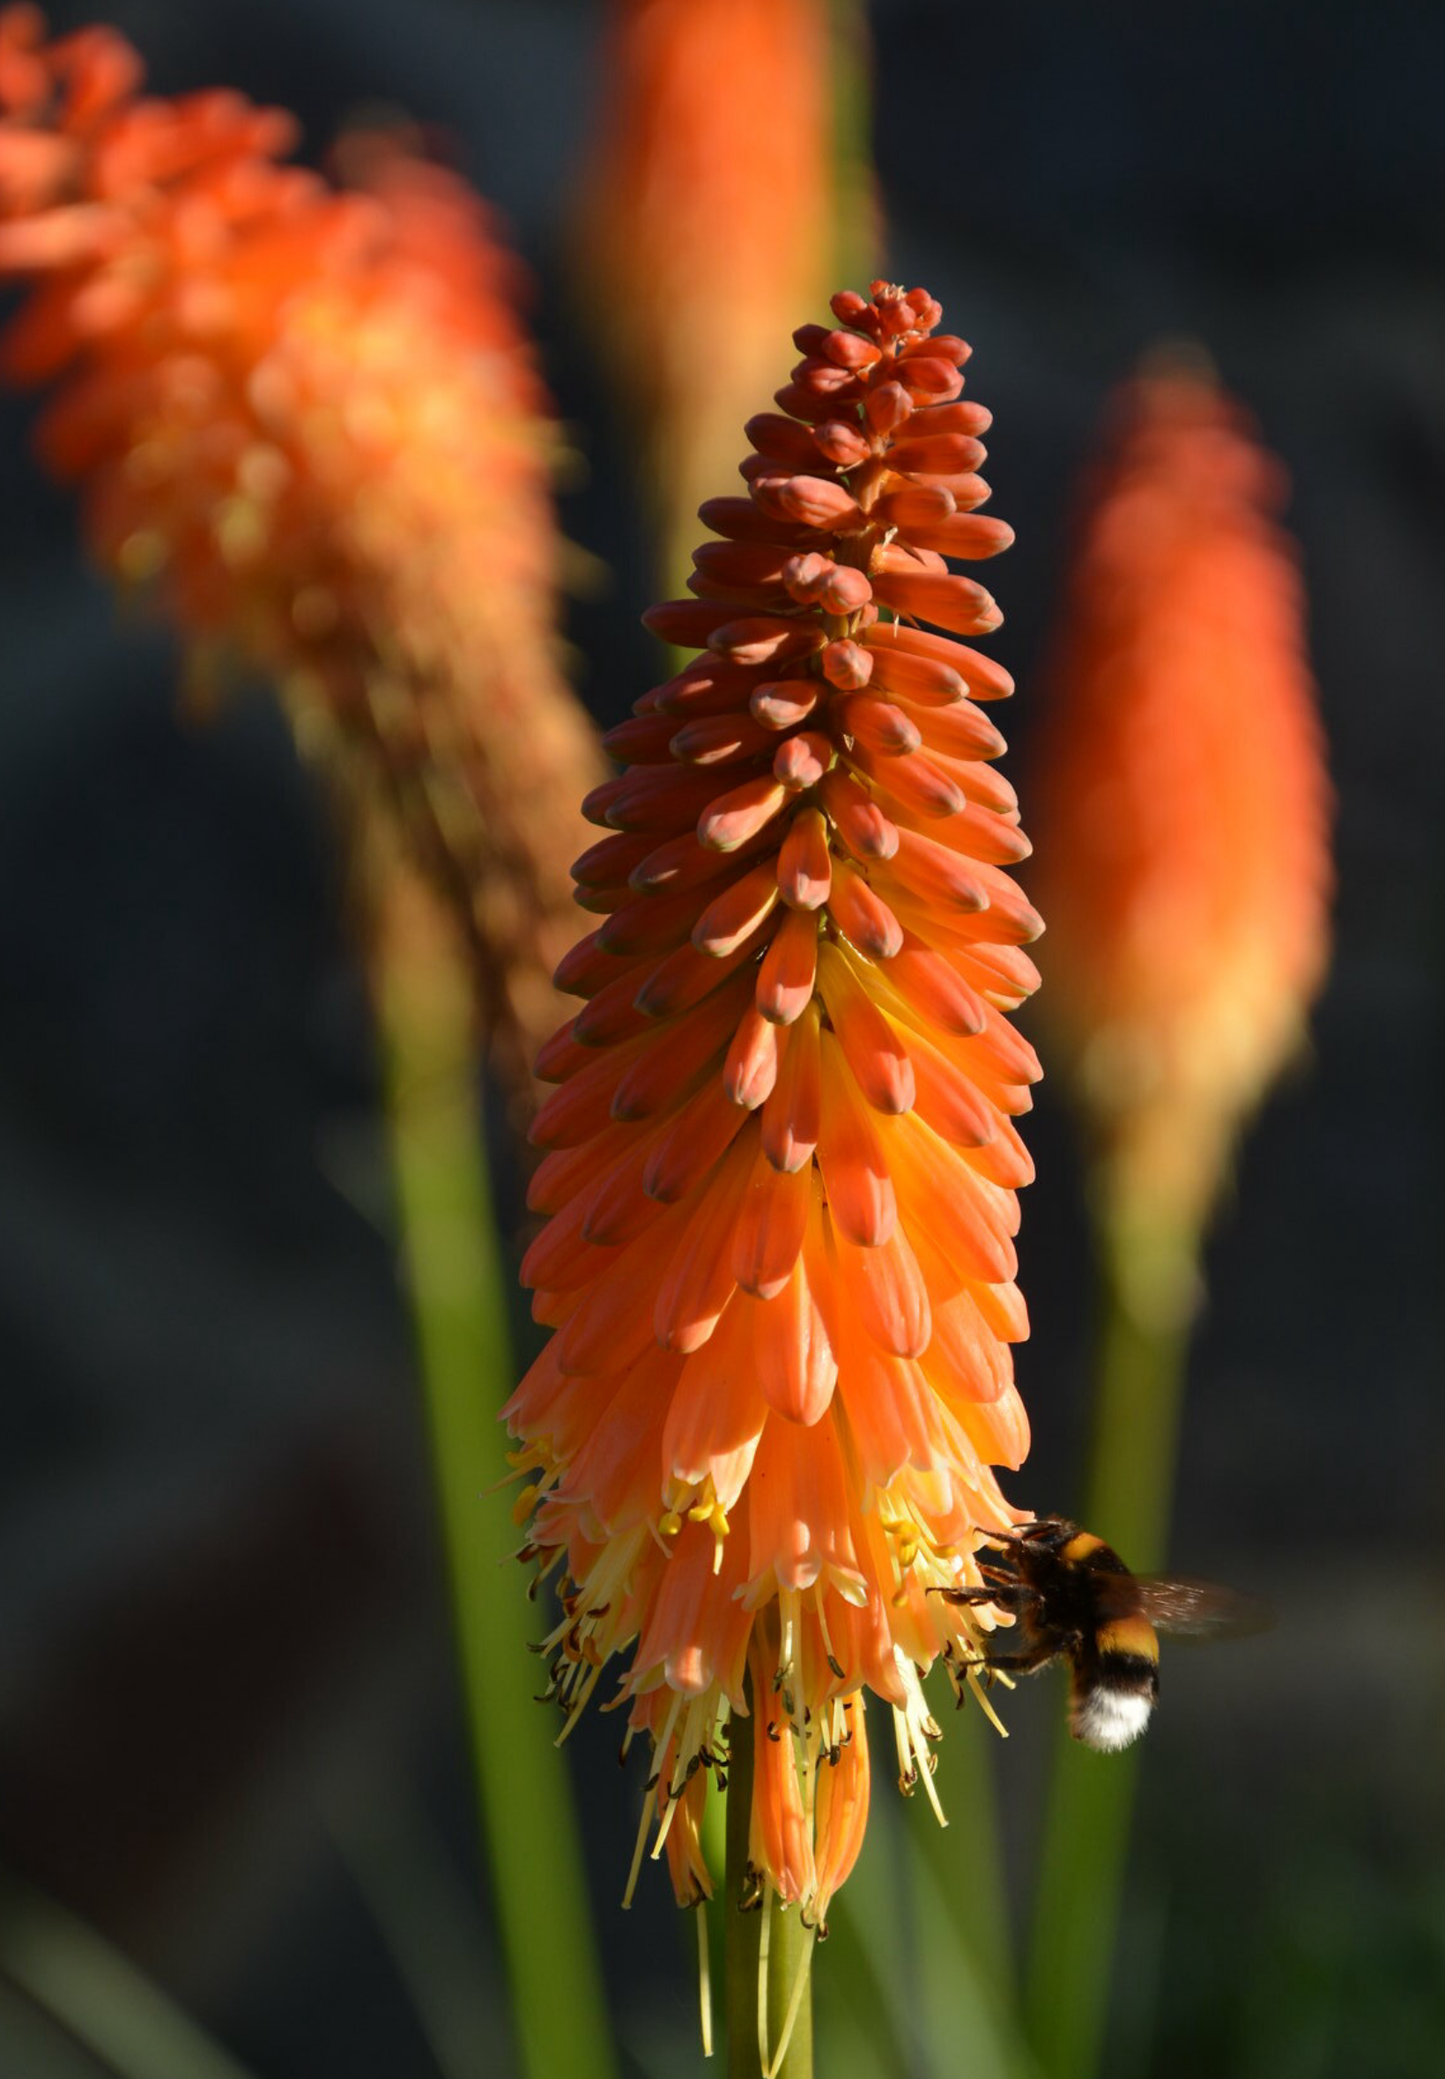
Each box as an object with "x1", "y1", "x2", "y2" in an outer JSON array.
[
  {"x1": 916, "y1": 1706, "x2": 1014, "y2": 1995},
  {"x1": 725, "y1": 1697, "x2": 814, "y2": 2079},
  {"x1": 826, "y1": 0, "x2": 877, "y2": 297},
  {"x1": 1021, "y1": 1214, "x2": 1198, "y2": 2079},
  {"x1": 0, "y1": 1874, "x2": 261, "y2": 2079},
  {"x1": 381, "y1": 931, "x2": 618, "y2": 2079},
  {"x1": 913, "y1": 1718, "x2": 1040, "y2": 2079}
]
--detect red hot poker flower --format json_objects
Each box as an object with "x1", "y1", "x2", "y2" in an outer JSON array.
[
  {"x1": 506, "y1": 282, "x2": 1042, "y2": 1923},
  {"x1": 0, "y1": 7, "x2": 603, "y2": 1100},
  {"x1": 1029, "y1": 363, "x2": 1332, "y2": 1309}
]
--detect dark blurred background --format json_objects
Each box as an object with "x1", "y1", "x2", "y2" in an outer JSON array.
[{"x1": 1, "y1": 2, "x2": 1442, "y2": 2074}]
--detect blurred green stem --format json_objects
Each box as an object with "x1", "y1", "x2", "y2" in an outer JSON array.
[
  {"x1": 381, "y1": 915, "x2": 617, "y2": 2079},
  {"x1": 1022, "y1": 1212, "x2": 1198, "y2": 2079},
  {"x1": 725, "y1": 1695, "x2": 814, "y2": 2079},
  {"x1": 913, "y1": 1716, "x2": 1038, "y2": 2079},
  {"x1": 0, "y1": 1874, "x2": 259, "y2": 2079},
  {"x1": 917, "y1": 1706, "x2": 1013, "y2": 1994},
  {"x1": 827, "y1": 0, "x2": 876, "y2": 296}
]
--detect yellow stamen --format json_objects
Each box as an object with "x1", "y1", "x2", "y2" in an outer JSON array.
[{"x1": 697, "y1": 1905, "x2": 713, "y2": 2061}]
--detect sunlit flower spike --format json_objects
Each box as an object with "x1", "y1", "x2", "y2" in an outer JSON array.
[
  {"x1": 0, "y1": 5, "x2": 603, "y2": 1101},
  {"x1": 1029, "y1": 357, "x2": 1332, "y2": 1314},
  {"x1": 506, "y1": 280, "x2": 1043, "y2": 1928}
]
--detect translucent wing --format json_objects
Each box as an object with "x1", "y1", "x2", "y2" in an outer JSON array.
[{"x1": 1133, "y1": 1577, "x2": 1272, "y2": 1640}]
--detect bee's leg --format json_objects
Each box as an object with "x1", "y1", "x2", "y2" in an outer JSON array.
[
  {"x1": 974, "y1": 1644, "x2": 1058, "y2": 1676},
  {"x1": 932, "y1": 1582, "x2": 1034, "y2": 1613}
]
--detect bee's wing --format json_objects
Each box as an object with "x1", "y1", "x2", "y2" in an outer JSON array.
[{"x1": 1134, "y1": 1577, "x2": 1273, "y2": 1640}]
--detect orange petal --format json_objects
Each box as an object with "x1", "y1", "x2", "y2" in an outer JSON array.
[
  {"x1": 747, "y1": 1644, "x2": 816, "y2": 1906},
  {"x1": 630, "y1": 824, "x2": 775, "y2": 894},
  {"x1": 755, "y1": 904, "x2": 818, "y2": 1024},
  {"x1": 905, "y1": 511, "x2": 1015, "y2": 559},
  {"x1": 911, "y1": 1244, "x2": 1013, "y2": 1404},
  {"x1": 760, "y1": 999, "x2": 821, "y2": 1172},
  {"x1": 815, "y1": 1031, "x2": 896, "y2": 1247},
  {"x1": 832, "y1": 1219, "x2": 931, "y2": 1360},
  {"x1": 568, "y1": 1342, "x2": 682, "y2": 1531},
  {"x1": 708, "y1": 615, "x2": 826, "y2": 667},
  {"x1": 827, "y1": 857, "x2": 903, "y2": 959},
  {"x1": 696, "y1": 773, "x2": 788, "y2": 851},
  {"x1": 886, "y1": 1012, "x2": 998, "y2": 1148},
  {"x1": 818, "y1": 768, "x2": 899, "y2": 860},
  {"x1": 882, "y1": 1115, "x2": 1015, "y2": 1284},
  {"x1": 531, "y1": 1023, "x2": 653, "y2": 1148},
  {"x1": 953, "y1": 1381, "x2": 1031, "y2": 1471},
  {"x1": 612, "y1": 970, "x2": 754, "y2": 1119},
  {"x1": 635, "y1": 914, "x2": 777, "y2": 1018},
  {"x1": 834, "y1": 693, "x2": 921, "y2": 756},
  {"x1": 573, "y1": 829, "x2": 656, "y2": 888},
  {"x1": 752, "y1": 1257, "x2": 838, "y2": 1428},
  {"x1": 582, "y1": 1127, "x2": 679, "y2": 1246},
  {"x1": 885, "y1": 431, "x2": 984, "y2": 478},
  {"x1": 963, "y1": 1117, "x2": 1036, "y2": 1190},
  {"x1": 527, "y1": 1115, "x2": 640, "y2": 1214},
  {"x1": 635, "y1": 1520, "x2": 753, "y2": 1706},
  {"x1": 722, "y1": 1003, "x2": 783, "y2": 1109},
  {"x1": 777, "y1": 803, "x2": 832, "y2": 910},
  {"x1": 745, "y1": 1403, "x2": 860, "y2": 1595},
  {"x1": 816, "y1": 941, "x2": 914, "y2": 1113},
  {"x1": 904, "y1": 697, "x2": 1006, "y2": 760},
  {"x1": 732, "y1": 1141, "x2": 813, "y2": 1299},
  {"x1": 880, "y1": 826, "x2": 989, "y2": 912},
  {"x1": 862, "y1": 621, "x2": 1015, "y2": 701},
  {"x1": 691, "y1": 857, "x2": 780, "y2": 957},
  {"x1": 602, "y1": 877, "x2": 727, "y2": 964},
  {"x1": 555, "y1": 1204, "x2": 692, "y2": 1374},
  {"x1": 572, "y1": 966, "x2": 659, "y2": 1047},
  {"x1": 749, "y1": 678, "x2": 822, "y2": 729},
  {"x1": 886, "y1": 932, "x2": 987, "y2": 1036},
  {"x1": 969, "y1": 1276, "x2": 1030, "y2": 1346},
  {"x1": 849, "y1": 742, "x2": 966, "y2": 819},
  {"x1": 662, "y1": 1770, "x2": 712, "y2": 1906},
  {"x1": 642, "y1": 1077, "x2": 750, "y2": 1204},
  {"x1": 653, "y1": 1131, "x2": 756, "y2": 1353},
  {"x1": 661, "y1": 1292, "x2": 767, "y2": 1510},
  {"x1": 814, "y1": 1700, "x2": 871, "y2": 1925}
]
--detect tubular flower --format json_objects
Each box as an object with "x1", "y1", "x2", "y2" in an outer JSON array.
[
  {"x1": 0, "y1": 6, "x2": 603, "y2": 1099},
  {"x1": 1028, "y1": 362, "x2": 1331, "y2": 1303},
  {"x1": 506, "y1": 281, "x2": 1042, "y2": 1924},
  {"x1": 572, "y1": 0, "x2": 849, "y2": 578}
]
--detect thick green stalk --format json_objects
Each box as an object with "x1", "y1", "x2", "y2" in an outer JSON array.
[
  {"x1": 912, "y1": 1716, "x2": 1040, "y2": 2079},
  {"x1": 916, "y1": 1704, "x2": 1014, "y2": 1995},
  {"x1": 1021, "y1": 1215, "x2": 1198, "y2": 2079},
  {"x1": 381, "y1": 925, "x2": 617, "y2": 2079},
  {"x1": 725, "y1": 1698, "x2": 814, "y2": 2079}
]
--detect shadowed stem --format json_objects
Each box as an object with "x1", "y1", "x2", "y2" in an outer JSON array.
[
  {"x1": 725, "y1": 1696, "x2": 815, "y2": 2079},
  {"x1": 1021, "y1": 1212, "x2": 1199, "y2": 2079},
  {"x1": 380, "y1": 904, "x2": 618, "y2": 2079}
]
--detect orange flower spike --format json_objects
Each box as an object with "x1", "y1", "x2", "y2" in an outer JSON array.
[
  {"x1": 1029, "y1": 361, "x2": 1331, "y2": 1312},
  {"x1": 0, "y1": 9, "x2": 603, "y2": 1106},
  {"x1": 507, "y1": 282, "x2": 1043, "y2": 1920}
]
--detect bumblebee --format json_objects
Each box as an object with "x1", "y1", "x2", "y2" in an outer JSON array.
[{"x1": 936, "y1": 1517, "x2": 1261, "y2": 1751}]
